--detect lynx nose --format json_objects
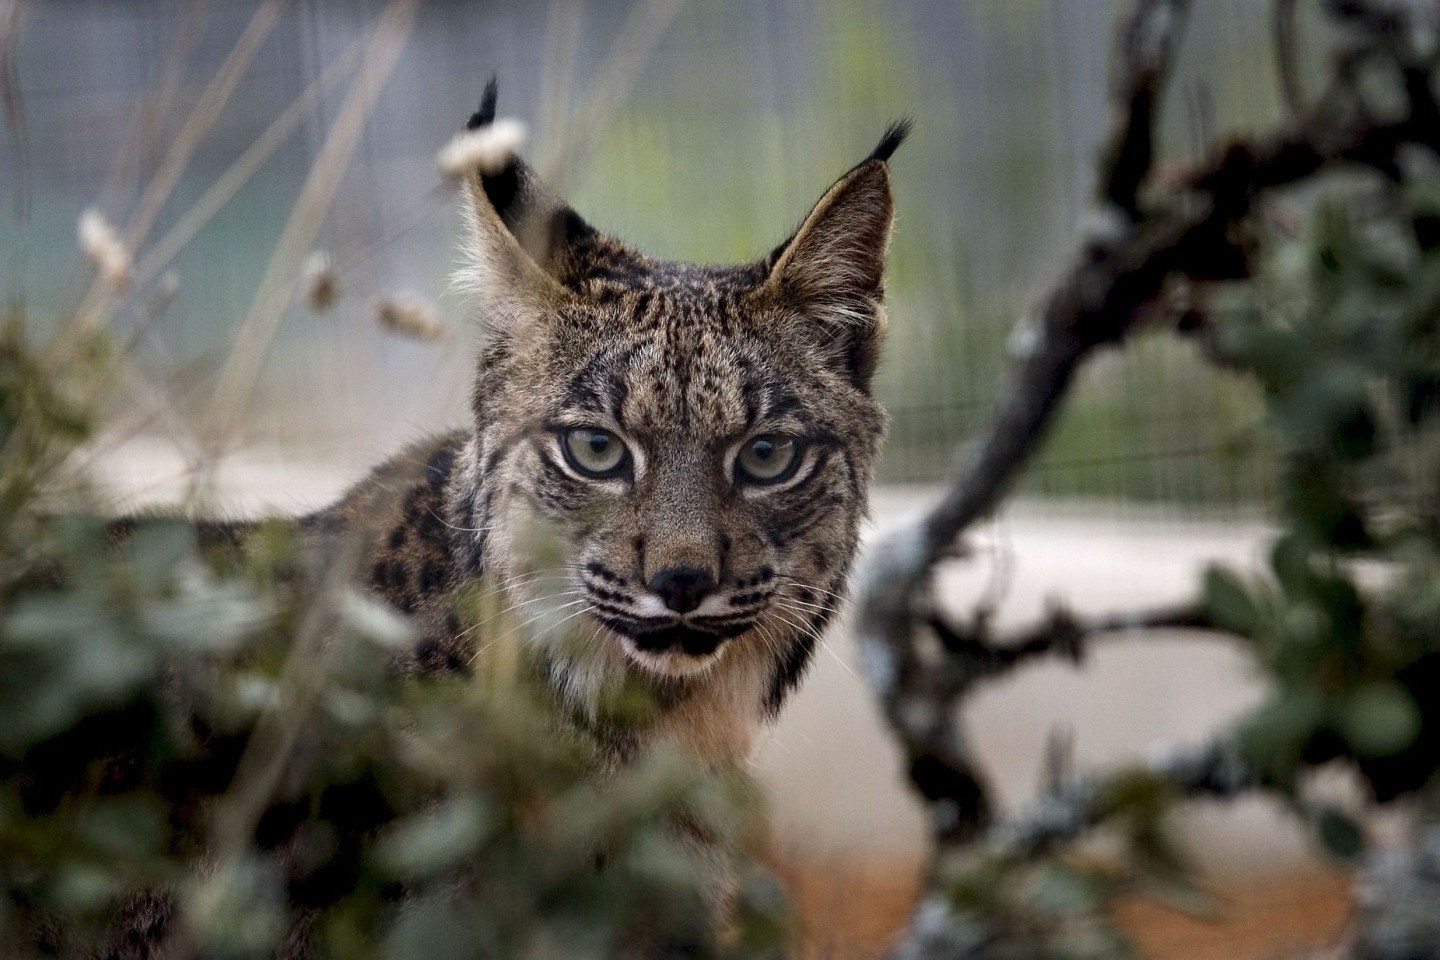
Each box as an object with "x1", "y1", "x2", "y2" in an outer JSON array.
[{"x1": 648, "y1": 566, "x2": 716, "y2": 614}]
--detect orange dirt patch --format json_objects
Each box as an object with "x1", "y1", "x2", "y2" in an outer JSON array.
[
  {"x1": 773, "y1": 856, "x2": 1351, "y2": 960},
  {"x1": 1114, "y1": 871, "x2": 1351, "y2": 960}
]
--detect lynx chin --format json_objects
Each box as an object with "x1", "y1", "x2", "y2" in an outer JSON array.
[{"x1": 303, "y1": 82, "x2": 907, "y2": 768}]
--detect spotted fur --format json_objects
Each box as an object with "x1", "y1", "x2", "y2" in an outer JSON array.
[
  {"x1": 138, "y1": 91, "x2": 897, "y2": 782},
  {"x1": 294, "y1": 85, "x2": 908, "y2": 769}
]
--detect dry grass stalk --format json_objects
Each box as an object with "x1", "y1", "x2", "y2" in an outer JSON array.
[
  {"x1": 301, "y1": 251, "x2": 339, "y2": 311},
  {"x1": 56, "y1": 32, "x2": 371, "y2": 500},
  {"x1": 67, "y1": 0, "x2": 284, "y2": 343},
  {"x1": 121, "y1": 0, "x2": 286, "y2": 253},
  {"x1": 538, "y1": 0, "x2": 585, "y2": 157},
  {"x1": 540, "y1": 0, "x2": 685, "y2": 190},
  {"x1": 375, "y1": 292, "x2": 446, "y2": 341},
  {"x1": 77, "y1": 208, "x2": 133, "y2": 290},
  {"x1": 134, "y1": 34, "x2": 368, "y2": 290},
  {"x1": 199, "y1": 0, "x2": 422, "y2": 457},
  {"x1": 88, "y1": 0, "x2": 214, "y2": 227}
]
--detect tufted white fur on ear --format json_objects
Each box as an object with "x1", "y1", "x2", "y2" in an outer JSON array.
[{"x1": 454, "y1": 173, "x2": 569, "y2": 335}]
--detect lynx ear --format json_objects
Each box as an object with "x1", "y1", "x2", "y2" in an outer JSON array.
[
  {"x1": 459, "y1": 175, "x2": 569, "y2": 333},
  {"x1": 456, "y1": 79, "x2": 594, "y2": 331},
  {"x1": 765, "y1": 121, "x2": 909, "y2": 388}
]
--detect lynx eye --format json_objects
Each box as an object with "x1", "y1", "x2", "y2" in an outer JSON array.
[
  {"x1": 561, "y1": 427, "x2": 628, "y2": 478},
  {"x1": 736, "y1": 435, "x2": 801, "y2": 485}
]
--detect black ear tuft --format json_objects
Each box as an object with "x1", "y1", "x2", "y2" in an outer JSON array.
[
  {"x1": 458, "y1": 76, "x2": 609, "y2": 288},
  {"x1": 867, "y1": 118, "x2": 913, "y2": 163},
  {"x1": 462, "y1": 75, "x2": 523, "y2": 228},
  {"x1": 466, "y1": 75, "x2": 499, "y2": 131}
]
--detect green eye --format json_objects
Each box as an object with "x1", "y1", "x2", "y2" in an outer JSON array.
[
  {"x1": 736, "y1": 435, "x2": 801, "y2": 484},
  {"x1": 561, "y1": 427, "x2": 628, "y2": 478}
]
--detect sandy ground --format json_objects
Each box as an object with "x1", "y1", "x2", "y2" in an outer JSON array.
[
  {"x1": 776, "y1": 856, "x2": 1349, "y2": 960},
  {"x1": 759, "y1": 487, "x2": 1314, "y2": 874}
]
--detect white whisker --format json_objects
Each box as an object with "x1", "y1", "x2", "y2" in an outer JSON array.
[
  {"x1": 768, "y1": 602, "x2": 858, "y2": 683},
  {"x1": 456, "y1": 588, "x2": 584, "y2": 641}
]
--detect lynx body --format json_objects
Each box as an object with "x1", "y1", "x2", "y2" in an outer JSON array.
[{"x1": 312, "y1": 87, "x2": 906, "y2": 769}]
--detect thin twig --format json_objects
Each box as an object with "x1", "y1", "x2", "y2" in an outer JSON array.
[
  {"x1": 1273, "y1": 0, "x2": 1306, "y2": 115},
  {"x1": 926, "y1": 601, "x2": 1216, "y2": 682},
  {"x1": 64, "y1": 0, "x2": 285, "y2": 346},
  {"x1": 1101, "y1": 0, "x2": 1193, "y2": 218},
  {"x1": 197, "y1": 0, "x2": 421, "y2": 463}
]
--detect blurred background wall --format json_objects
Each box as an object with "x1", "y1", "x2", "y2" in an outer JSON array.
[{"x1": 3, "y1": 2, "x2": 1348, "y2": 952}]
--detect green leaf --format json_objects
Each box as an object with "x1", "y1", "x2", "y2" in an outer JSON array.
[
  {"x1": 1282, "y1": 462, "x2": 1370, "y2": 550},
  {"x1": 1339, "y1": 682, "x2": 1422, "y2": 757},
  {"x1": 1237, "y1": 690, "x2": 1326, "y2": 782},
  {"x1": 339, "y1": 588, "x2": 415, "y2": 651},
  {"x1": 78, "y1": 798, "x2": 166, "y2": 859},
  {"x1": 1270, "y1": 535, "x2": 1314, "y2": 596},
  {"x1": 1400, "y1": 370, "x2": 1440, "y2": 424},
  {"x1": 1203, "y1": 566, "x2": 1259, "y2": 636},
  {"x1": 1315, "y1": 806, "x2": 1365, "y2": 861},
  {"x1": 382, "y1": 899, "x2": 481, "y2": 960},
  {"x1": 373, "y1": 799, "x2": 492, "y2": 880}
]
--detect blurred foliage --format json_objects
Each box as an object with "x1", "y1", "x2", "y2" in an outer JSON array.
[
  {"x1": 0, "y1": 334, "x2": 784, "y2": 957},
  {"x1": 1206, "y1": 155, "x2": 1440, "y2": 816},
  {"x1": 892, "y1": 182, "x2": 1440, "y2": 954},
  {"x1": 914, "y1": 760, "x2": 1225, "y2": 959},
  {"x1": 893, "y1": 17, "x2": 1440, "y2": 957}
]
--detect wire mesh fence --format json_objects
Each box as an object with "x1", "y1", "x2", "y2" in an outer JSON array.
[{"x1": 3, "y1": 0, "x2": 1313, "y2": 509}]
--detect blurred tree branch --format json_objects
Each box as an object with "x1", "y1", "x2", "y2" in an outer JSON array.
[
  {"x1": 855, "y1": 0, "x2": 1440, "y2": 955},
  {"x1": 925, "y1": 601, "x2": 1215, "y2": 684}
]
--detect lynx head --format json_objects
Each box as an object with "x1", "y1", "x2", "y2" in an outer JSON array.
[{"x1": 452, "y1": 82, "x2": 906, "y2": 723}]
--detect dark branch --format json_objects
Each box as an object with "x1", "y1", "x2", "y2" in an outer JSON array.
[
  {"x1": 1101, "y1": 0, "x2": 1192, "y2": 218},
  {"x1": 1273, "y1": 0, "x2": 1305, "y2": 115},
  {"x1": 927, "y1": 601, "x2": 1217, "y2": 683},
  {"x1": 855, "y1": 0, "x2": 1440, "y2": 954},
  {"x1": 888, "y1": 739, "x2": 1259, "y2": 960},
  {"x1": 995, "y1": 738, "x2": 1257, "y2": 863}
]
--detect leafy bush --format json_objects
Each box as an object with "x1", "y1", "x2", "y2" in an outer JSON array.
[
  {"x1": 1207, "y1": 159, "x2": 1440, "y2": 837},
  {"x1": 0, "y1": 324, "x2": 784, "y2": 958}
]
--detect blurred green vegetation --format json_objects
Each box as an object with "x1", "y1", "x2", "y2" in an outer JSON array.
[
  {"x1": 930, "y1": 162, "x2": 1440, "y2": 953},
  {"x1": 0, "y1": 324, "x2": 785, "y2": 957},
  {"x1": 892, "y1": 9, "x2": 1440, "y2": 949},
  {"x1": 1206, "y1": 163, "x2": 1440, "y2": 809}
]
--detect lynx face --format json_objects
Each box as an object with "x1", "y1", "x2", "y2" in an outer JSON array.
[
  {"x1": 451, "y1": 87, "x2": 905, "y2": 720},
  {"x1": 485, "y1": 273, "x2": 885, "y2": 691}
]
